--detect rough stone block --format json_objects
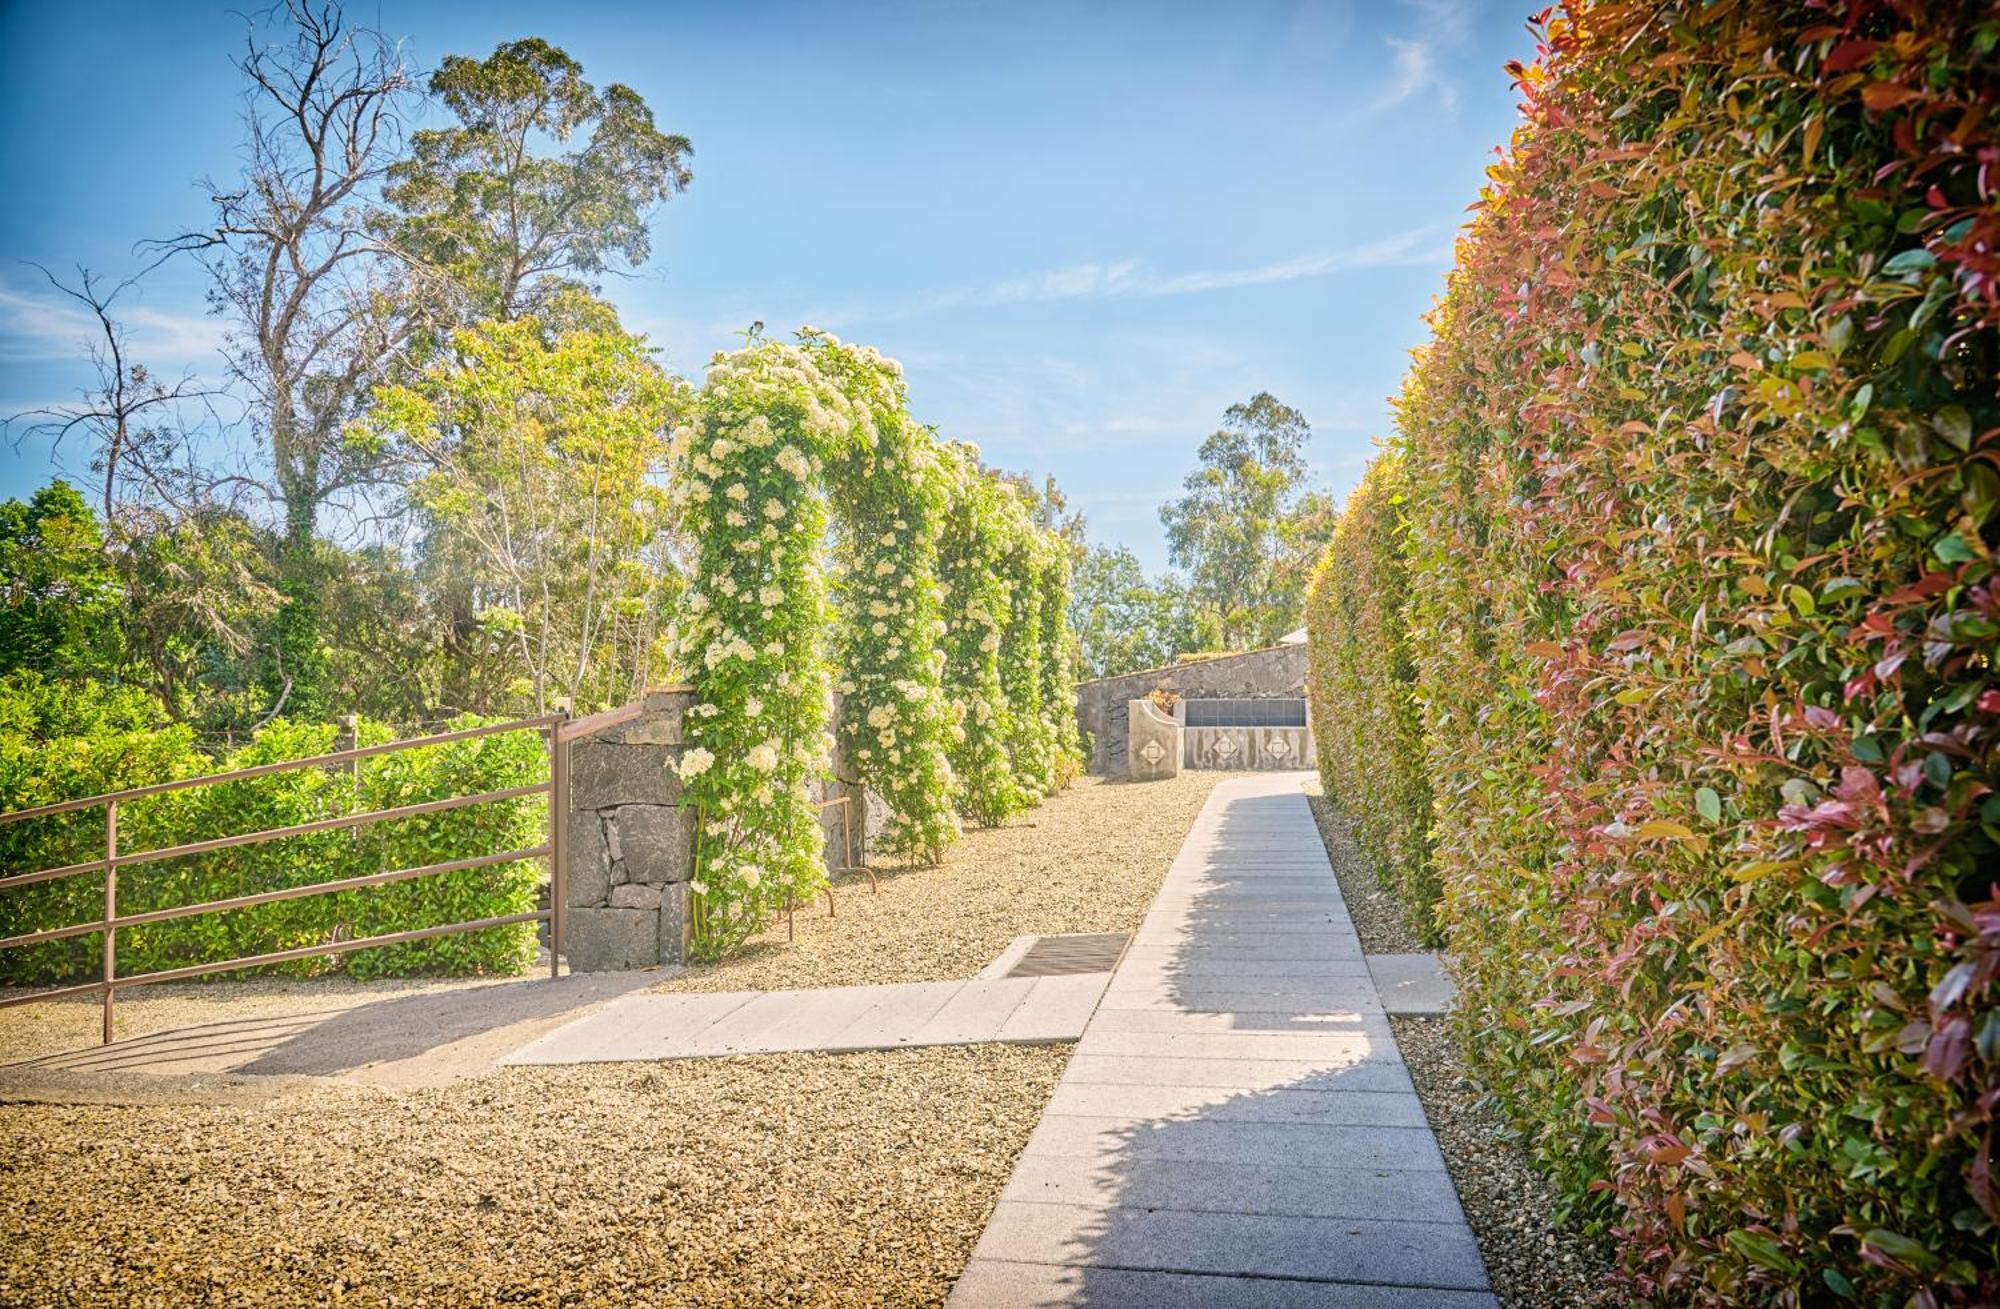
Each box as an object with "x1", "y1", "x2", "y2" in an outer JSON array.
[
  {"x1": 565, "y1": 811, "x2": 611, "y2": 908},
  {"x1": 659, "y1": 882, "x2": 692, "y2": 964},
  {"x1": 570, "y1": 739, "x2": 682, "y2": 808},
  {"x1": 614, "y1": 804, "x2": 694, "y2": 884},
  {"x1": 610, "y1": 883, "x2": 662, "y2": 910},
  {"x1": 563, "y1": 907, "x2": 660, "y2": 971}
]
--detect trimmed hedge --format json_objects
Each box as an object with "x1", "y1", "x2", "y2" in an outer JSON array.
[
  {"x1": 1311, "y1": 3, "x2": 2000, "y2": 1303},
  {"x1": 0, "y1": 674, "x2": 546, "y2": 985},
  {"x1": 1304, "y1": 453, "x2": 1437, "y2": 943}
]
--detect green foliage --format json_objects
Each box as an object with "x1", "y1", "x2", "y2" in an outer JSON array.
[
  {"x1": 809, "y1": 333, "x2": 960, "y2": 865},
  {"x1": 1303, "y1": 453, "x2": 1435, "y2": 943},
  {"x1": 385, "y1": 37, "x2": 693, "y2": 322},
  {"x1": 0, "y1": 675, "x2": 545, "y2": 985},
  {"x1": 0, "y1": 480, "x2": 124, "y2": 680},
  {"x1": 1038, "y1": 547, "x2": 1085, "y2": 789},
  {"x1": 671, "y1": 338, "x2": 845, "y2": 954},
  {"x1": 938, "y1": 448, "x2": 1032, "y2": 826},
  {"x1": 998, "y1": 495, "x2": 1058, "y2": 797},
  {"x1": 1068, "y1": 544, "x2": 1214, "y2": 680},
  {"x1": 1336, "y1": 4, "x2": 2000, "y2": 1302},
  {"x1": 1160, "y1": 392, "x2": 1334, "y2": 650},
  {"x1": 358, "y1": 314, "x2": 684, "y2": 713}
]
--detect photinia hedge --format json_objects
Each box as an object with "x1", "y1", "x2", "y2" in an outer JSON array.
[
  {"x1": 1303, "y1": 452, "x2": 1437, "y2": 944},
  {"x1": 1315, "y1": 2, "x2": 2000, "y2": 1302}
]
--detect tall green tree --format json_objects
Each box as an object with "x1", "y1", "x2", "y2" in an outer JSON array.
[
  {"x1": 356, "y1": 313, "x2": 683, "y2": 714},
  {"x1": 1159, "y1": 392, "x2": 1333, "y2": 649},
  {"x1": 384, "y1": 38, "x2": 693, "y2": 323},
  {"x1": 1069, "y1": 544, "x2": 1214, "y2": 679},
  {"x1": 0, "y1": 481, "x2": 124, "y2": 680}
]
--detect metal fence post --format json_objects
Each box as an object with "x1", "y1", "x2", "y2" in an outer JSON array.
[
  {"x1": 102, "y1": 801, "x2": 117, "y2": 1045},
  {"x1": 548, "y1": 714, "x2": 568, "y2": 981}
]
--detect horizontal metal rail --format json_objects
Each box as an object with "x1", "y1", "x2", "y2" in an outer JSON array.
[
  {"x1": 0, "y1": 715, "x2": 565, "y2": 826},
  {"x1": 0, "y1": 845, "x2": 549, "y2": 951},
  {"x1": 0, "y1": 784, "x2": 548, "y2": 893},
  {"x1": 0, "y1": 911, "x2": 546, "y2": 1008},
  {"x1": 0, "y1": 711, "x2": 571, "y2": 1043}
]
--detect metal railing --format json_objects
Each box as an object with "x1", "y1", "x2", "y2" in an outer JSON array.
[{"x1": 0, "y1": 712, "x2": 572, "y2": 1044}]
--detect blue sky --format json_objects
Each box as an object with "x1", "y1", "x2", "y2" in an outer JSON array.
[{"x1": 0, "y1": 0, "x2": 1531, "y2": 570}]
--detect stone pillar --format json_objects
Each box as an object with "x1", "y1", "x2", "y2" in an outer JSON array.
[
  {"x1": 562, "y1": 687, "x2": 698, "y2": 970},
  {"x1": 1127, "y1": 698, "x2": 1183, "y2": 782}
]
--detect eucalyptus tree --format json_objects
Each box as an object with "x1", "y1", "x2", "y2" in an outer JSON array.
[
  {"x1": 1160, "y1": 392, "x2": 1334, "y2": 650},
  {"x1": 383, "y1": 37, "x2": 693, "y2": 325}
]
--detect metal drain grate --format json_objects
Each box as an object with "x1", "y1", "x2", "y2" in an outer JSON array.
[{"x1": 1003, "y1": 933, "x2": 1130, "y2": 979}]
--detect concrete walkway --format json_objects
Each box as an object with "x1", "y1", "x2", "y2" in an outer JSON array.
[
  {"x1": 950, "y1": 773, "x2": 1495, "y2": 1307},
  {"x1": 501, "y1": 972, "x2": 1111, "y2": 1064}
]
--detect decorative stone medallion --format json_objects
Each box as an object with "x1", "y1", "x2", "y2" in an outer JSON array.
[
  {"x1": 1138, "y1": 739, "x2": 1167, "y2": 766},
  {"x1": 1265, "y1": 736, "x2": 1293, "y2": 759},
  {"x1": 1212, "y1": 735, "x2": 1241, "y2": 761}
]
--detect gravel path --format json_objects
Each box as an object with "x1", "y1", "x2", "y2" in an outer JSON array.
[
  {"x1": 0, "y1": 1044, "x2": 1068, "y2": 1308},
  {"x1": 0, "y1": 772, "x2": 1242, "y2": 1307},
  {"x1": 1307, "y1": 780, "x2": 1619, "y2": 1307},
  {"x1": 663, "y1": 772, "x2": 1249, "y2": 993}
]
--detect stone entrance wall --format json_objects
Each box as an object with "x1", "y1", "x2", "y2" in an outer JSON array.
[
  {"x1": 563, "y1": 688, "x2": 699, "y2": 971},
  {"x1": 561, "y1": 689, "x2": 882, "y2": 971},
  {"x1": 1074, "y1": 642, "x2": 1309, "y2": 775}
]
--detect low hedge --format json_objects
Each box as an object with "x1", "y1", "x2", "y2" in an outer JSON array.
[
  {"x1": 1311, "y1": 2, "x2": 2000, "y2": 1303},
  {"x1": 0, "y1": 674, "x2": 546, "y2": 985},
  {"x1": 1304, "y1": 453, "x2": 1437, "y2": 943}
]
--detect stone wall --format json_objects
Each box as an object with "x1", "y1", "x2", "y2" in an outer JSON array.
[
  {"x1": 1074, "y1": 642, "x2": 1310, "y2": 775},
  {"x1": 562, "y1": 688, "x2": 882, "y2": 971},
  {"x1": 563, "y1": 688, "x2": 698, "y2": 971}
]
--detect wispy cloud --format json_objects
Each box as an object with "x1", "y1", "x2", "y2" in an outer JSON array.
[
  {"x1": 856, "y1": 226, "x2": 1447, "y2": 325},
  {"x1": 0, "y1": 279, "x2": 225, "y2": 368},
  {"x1": 1380, "y1": 38, "x2": 1454, "y2": 112}
]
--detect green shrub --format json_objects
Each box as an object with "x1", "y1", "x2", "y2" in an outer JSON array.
[
  {"x1": 1303, "y1": 453, "x2": 1436, "y2": 942},
  {"x1": 0, "y1": 675, "x2": 546, "y2": 985},
  {"x1": 1358, "y1": 3, "x2": 2000, "y2": 1303}
]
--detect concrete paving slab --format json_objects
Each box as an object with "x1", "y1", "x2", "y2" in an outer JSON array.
[
  {"x1": 828, "y1": 980, "x2": 964, "y2": 1049},
  {"x1": 1042, "y1": 1082, "x2": 1431, "y2": 1129},
  {"x1": 950, "y1": 773, "x2": 1488, "y2": 1306},
  {"x1": 998, "y1": 974, "x2": 1114, "y2": 1042},
  {"x1": 1368, "y1": 953, "x2": 1456, "y2": 1016},
  {"x1": 1061, "y1": 1054, "x2": 1414, "y2": 1094},
  {"x1": 1073, "y1": 1030, "x2": 1394, "y2": 1062},
  {"x1": 910, "y1": 977, "x2": 1040, "y2": 1044},
  {"x1": 1021, "y1": 1114, "x2": 1447, "y2": 1173},
  {"x1": 506, "y1": 974, "x2": 1108, "y2": 1065},
  {"x1": 970, "y1": 1202, "x2": 1490, "y2": 1291},
  {"x1": 499, "y1": 991, "x2": 754, "y2": 1066},
  {"x1": 997, "y1": 1152, "x2": 1464, "y2": 1223},
  {"x1": 950, "y1": 1260, "x2": 1499, "y2": 1308}
]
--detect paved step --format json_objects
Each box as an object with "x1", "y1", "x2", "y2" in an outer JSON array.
[
  {"x1": 502, "y1": 971, "x2": 1110, "y2": 1065},
  {"x1": 950, "y1": 772, "x2": 1493, "y2": 1308}
]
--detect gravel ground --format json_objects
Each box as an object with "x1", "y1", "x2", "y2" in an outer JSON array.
[
  {"x1": 1305, "y1": 780, "x2": 1620, "y2": 1305},
  {"x1": 0, "y1": 1043, "x2": 1068, "y2": 1308},
  {"x1": 662, "y1": 771, "x2": 1248, "y2": 993},
  {"x1": 1303, "y1": 787, "x2": 1427, "y2": 954},
  {"x1": 0, "y1": 772, "x2": 1241, "y2": 1307},
  {"x1": 1394, "y1": 1018, "x2": 1622, "y2": 1308}
]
